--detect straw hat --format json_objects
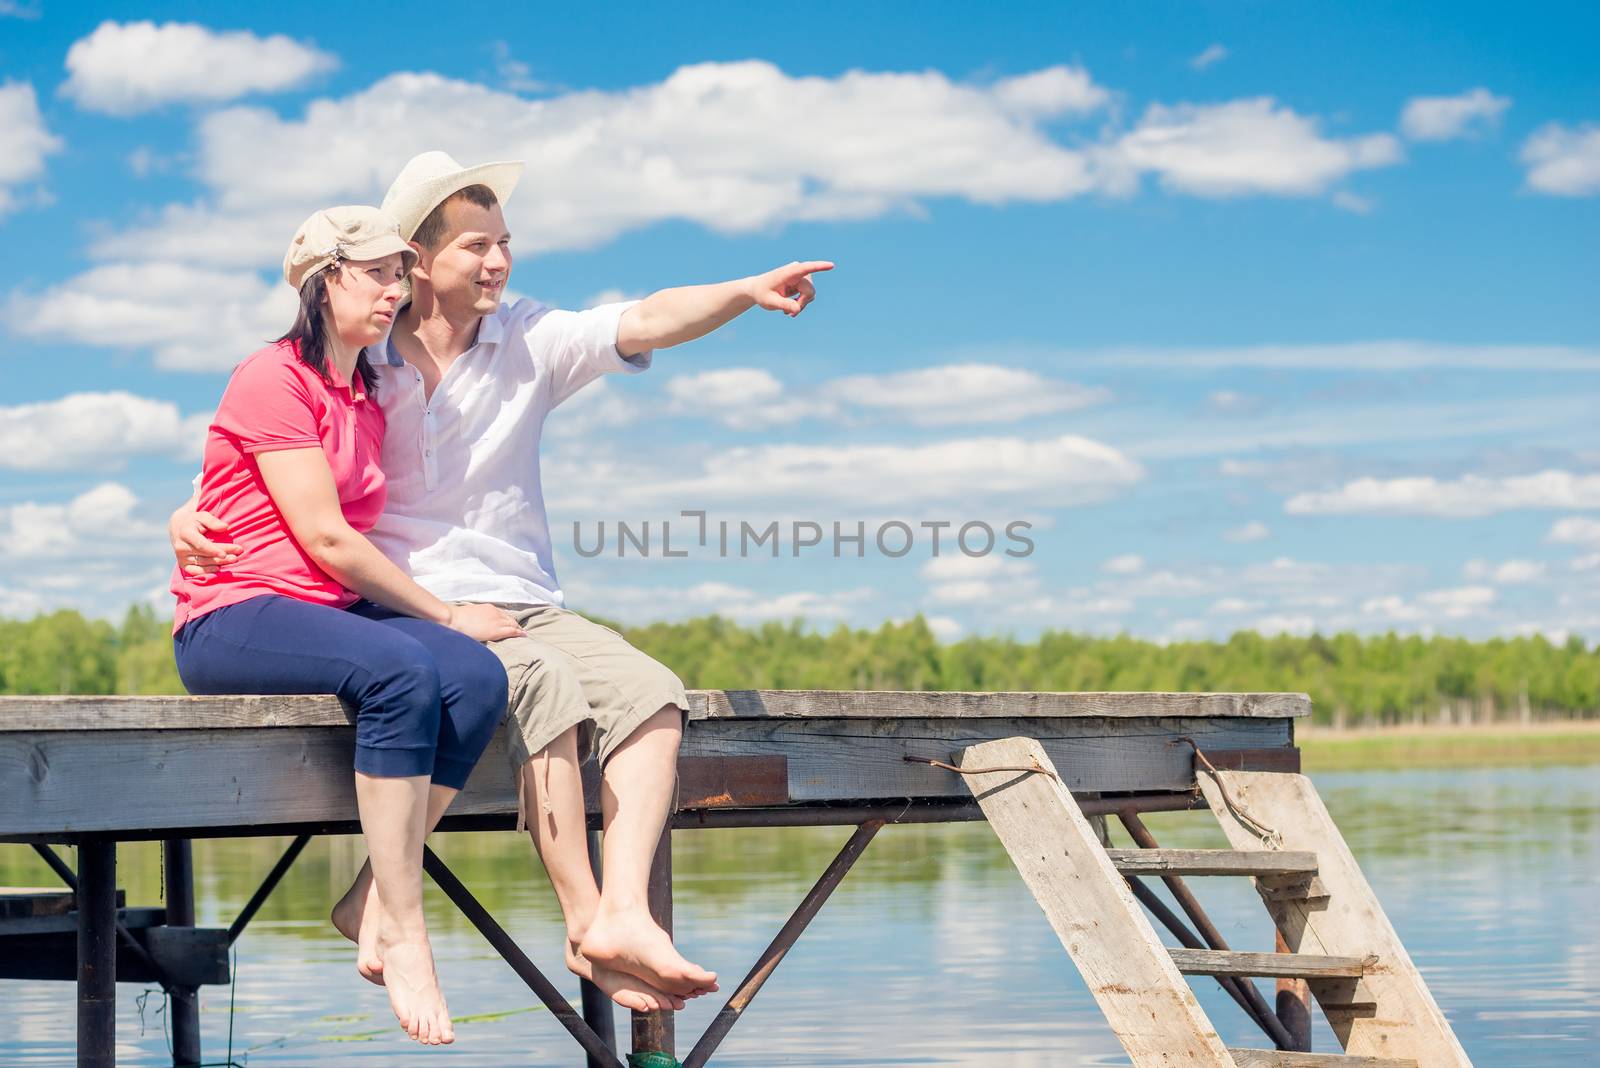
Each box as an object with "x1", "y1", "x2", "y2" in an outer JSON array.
[
  {"x1": 380, "y1": 151, "x2": 524, "y2": 241},
  {"x1": 282, "y1": 205, "x2": 417, "y2": 290}
]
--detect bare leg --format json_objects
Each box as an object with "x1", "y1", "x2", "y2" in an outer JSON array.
[
  {"x1": 579, "y1": 706, "x2": 718, "y2": 998},
  {"x1": 353, "y1": 772, "x2": 453, "y2": 1045},
  {"x1": 333, "y1": 784, "x2": 456, "y2": 985},
  {"x1": 522, "y1": 725, "x2": 685, "y2": 1013}
]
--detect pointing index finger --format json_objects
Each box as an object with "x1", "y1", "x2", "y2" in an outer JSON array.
[{"x1": 792, "y1": 260, "x2": 834, "y2": 275}]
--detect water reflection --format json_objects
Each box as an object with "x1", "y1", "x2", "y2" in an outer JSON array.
[{"x1": 3, "y1": 765, "x2": 1596, "y2": 1065}]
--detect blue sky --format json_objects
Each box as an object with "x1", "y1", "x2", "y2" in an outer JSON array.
[{"x1": 1, "y1": 3, "x2": 1597, "y2": 641}]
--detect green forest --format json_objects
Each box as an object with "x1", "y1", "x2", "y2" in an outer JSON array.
[{"x1": 3, "y1": 605, "x2": 1596, "y2": 727}]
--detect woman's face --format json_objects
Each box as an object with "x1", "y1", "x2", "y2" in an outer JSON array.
[{"x1": 322, "y1": 253, "x2": 408, "y2": 349}]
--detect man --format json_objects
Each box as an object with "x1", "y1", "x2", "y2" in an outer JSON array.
[{"x1": 171, "y1": 151, "x2": 831, "y2": 1016}]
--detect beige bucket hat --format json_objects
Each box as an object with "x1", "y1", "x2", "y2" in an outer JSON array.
[
  {"x1": 283, "y1": 205, "x2": 417, "y2": 290},
  {"x1": 381, "y1": 151, "x2": 524, "y2": 241}
]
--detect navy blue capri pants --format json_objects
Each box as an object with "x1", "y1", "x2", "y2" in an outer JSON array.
[{"x1": 174, "y1": 595, "x2": 508, "y2": 789}]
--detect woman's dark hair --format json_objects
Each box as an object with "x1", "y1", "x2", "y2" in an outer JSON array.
[{"x1": 276, "y1": 266, "x2": 380, "y2": 396}]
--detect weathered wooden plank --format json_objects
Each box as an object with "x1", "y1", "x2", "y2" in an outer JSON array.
[
  {"x1": 679, "y1": 717, "x2": 1287, "y2": 801},
  {"x1": 0, "y1": 906, "x2": 162, "y2": 937},
  {"x1": 692, "y1": 691, "x2": 1310, "y2": 721},
  {"x1": 0, "y1": 690, "x2": 1310, "y2": 732},
  {"x1": 0, "y1": 716, "x2": 1288, "y2": 837},
  {"x1": 0, "y1": 890, "x2": 98, "y2": 919},
  {"x1": 957, "y1": 737, "x2": 1234, "y2": 1067},
  {"x1": 1169, "y1": 948, "x2": 1372, "y2": 979},
  {"x1": 1229, "y1": 1050, "x2": 1417, "y2": 1068},
  {"x1": 1198, "y1": 771, "x2": 1472, "y2": 1067},
  {"x1": 1106, "y1": 849, "x2": 1318, "y2": 877},
  {"x1": 0, "y1": 926, "x2": 230, "y2": 985}
]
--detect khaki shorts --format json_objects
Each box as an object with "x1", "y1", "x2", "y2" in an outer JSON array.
[{"x1": 479, "y1": 602, "x2": 688, "y2": 777}]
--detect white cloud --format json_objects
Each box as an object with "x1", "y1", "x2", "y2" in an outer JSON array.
[
  {"x1": 0, "y1": 483, "x2": 165, "y2": 560},
  {"x1": 0, "y1": 81, "x2": 61, "y2": 217},
  {"x1": 61, "y1": 20, "x2": 337, "y2": 114},
  {"x1": 32, "y1": 61, "x2": 1122, "y2": 365},
  {"x1": 1102, "y1": 553, "x2": 1144, "y2": 575},
  {"x1": 1206, "y1": 390, "x2": 1261, "y2": 415},
  {"x1": 1331, "y1": 190, "x2": 1373, "y2": 214},
  {"x1": 583, "y1": 288, "x2": 638, "y2": 309},
  {"x1": 824, "y1": 363, "x2": 1110, "y2": 425},
  {"x1": 1463, "y1": 558, "x2": 1547, "y2": 584},
  {"x1": 992, "y1": 66, "x2": 1109, "y2": 115},
  {"x1": 1362, "y1": 586, "x2": 1496, "y2": 622},
  {"x1": 920, "y1": 554, "x2": 1017, "y2": 582},
  {"x1": 662, "y1": 362, "x2": 1110, "y2": 433},
  {"x1": 921, "y1": 556, "x2": 1040, "y2": 606},
  {"x1": 8, "y1": 261, "x2": 296, "y2": 371},
  {"x1": 547, "y1": 432, "x2": 1144, "y2": 513},
  {"x1": 544, "y1": 379, "x2": 641, "y2": 440},
  {"x1": 1400, "y1": 88, "x2": 1510, "y2": 141},
  {"x1": 563, "y1": 577, "x2": 874, "y2": 626},
  {"x1": 1250, "y1": 613, "x2": 1316, "y2": 636},
  {"x1": 1136, "y1": 395, "x2": 1597, "y2": 462},
  {"x1": 19, "y1": 64, "x2": 1423, "y2": 371},
  {"x1": 1285, "y1": 470, "x2": 1600, "y2": 518},
  {"x1": 1549, "y1": 517, "x2": 1600, "y2": 548},
  {"x1": 1098, "y1": 97, "x2": 1401, "y2": 198},
  {"x1": 925, "y1": 615, "x2": 964, "y2": 641},
  {"x1": 664, "y1": 368, "x2": 838, "y2": 430},
  {"x1": 118, "y1": 62, "x2": 1109, "y2": 264},
  {"x1": 0, "y1": 391, "x2": 209, "y2": 471},
  {"x1": 488, "y1": 41, "x2": 549, "y2": 95},
  {"x1": 1521, "y1": 122, "x2": 1600, "y2": 196},
  {"x1": 1189, "y1": 45, "x2": 1228, "y2": 72},
  {"x1": 1224, "y1": 521, "x2": 1270, "y2": 543},
  {"x1": 1078, "y1": 339, "x2": 1600, "y2": 370}
]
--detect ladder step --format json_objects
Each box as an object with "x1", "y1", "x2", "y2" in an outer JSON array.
[
  {"x1": 1107, "y1": 849, "x2": 1319, "y2": 877},
  {"x1": 1169, "y1": 948, "x2": 1374, "y2": 979},
  {"x1": 1228, "y1": 1050, "x2": 1418, "y2": 1067}
]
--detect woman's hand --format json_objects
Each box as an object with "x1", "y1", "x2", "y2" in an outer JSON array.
[
  {"x1": 171, "y1": 506, "x2": 242, "y2": 576},
  {"x1": 445, "y1": 603, "x2": 525, "y2": 643}
]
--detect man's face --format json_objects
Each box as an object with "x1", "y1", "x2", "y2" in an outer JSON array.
[{"x1": 414, "y1": 198, "x2": 512, "y2": 317}]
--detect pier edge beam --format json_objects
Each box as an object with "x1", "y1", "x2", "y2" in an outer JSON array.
[
  {"x1": 631, "y1": 828, "x2": 675, "y2": 1061},
  {"x1": 77, "y1": 838, "x2": 117, "y2": 1068}
]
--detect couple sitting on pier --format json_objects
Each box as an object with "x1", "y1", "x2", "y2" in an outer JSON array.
[{"x1": 168, "y1": 151, "x2": 831, "y2": 1044}]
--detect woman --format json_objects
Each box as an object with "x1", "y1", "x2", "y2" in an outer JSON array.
[{"x1": 171, "y1": 205, "x2": 521, "y2": 1046}]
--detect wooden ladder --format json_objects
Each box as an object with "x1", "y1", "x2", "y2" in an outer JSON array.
[{"x1": 956, "y1": 737, "x2": 1473, "y2": 1068}]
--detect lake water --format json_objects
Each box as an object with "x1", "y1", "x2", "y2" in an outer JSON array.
[{"x1": 4, "y1": 763, "x2": 1597, "y2": 1065}]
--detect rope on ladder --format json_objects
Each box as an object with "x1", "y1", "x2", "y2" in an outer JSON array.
[{"x1": 1174, "y1": 737, "x2": 1282, "y2": 848}]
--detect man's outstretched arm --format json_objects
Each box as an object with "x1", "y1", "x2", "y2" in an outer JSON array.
[{"x1": 615, "y1": 260, "x2": 833, "y2": 357}]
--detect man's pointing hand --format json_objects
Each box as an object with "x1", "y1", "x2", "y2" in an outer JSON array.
[{"x1": 746, "y1": 260, "x2": 834, "y2": 317}]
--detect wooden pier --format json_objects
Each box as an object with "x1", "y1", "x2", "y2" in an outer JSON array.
[{"x1": 0, "y1": 690, "x2": 1471, "y2": 1066}]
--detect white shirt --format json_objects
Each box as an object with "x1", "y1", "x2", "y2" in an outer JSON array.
[{"x1": 366, "y1": 298, "x2": 652, "y2": 606}]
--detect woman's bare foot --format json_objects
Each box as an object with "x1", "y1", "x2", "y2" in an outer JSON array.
[
  {"x1": 578, "y1": 907, "x2": 717, "y2": 998},
  {"x1": 330, "y1": 863, "x2": 385, "y2": 985},
  {"x1": 565, "y1": 939, "x2": 685, "y2": 1013},
  {"x1": 376, "y1": 927, "x2": 453, "y2": 1045}
]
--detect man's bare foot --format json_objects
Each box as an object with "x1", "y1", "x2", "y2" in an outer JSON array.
[
  {"x1": 376, "y1": 929, "x2": 454, "y2": 1045},
  {"x1": 579, "y1": 908, "x2": 717, "y2": 998},
  {"x1": 330, "y1": 863, "x2": 385, "y2": 986},
  {"x1": 565, "y1": 940, "x2": 685, "y2": 1013}
]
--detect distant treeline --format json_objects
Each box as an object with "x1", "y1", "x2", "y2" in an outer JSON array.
[{"x1": 3, "y1": 605, "x2": 1596, "y2": 727}]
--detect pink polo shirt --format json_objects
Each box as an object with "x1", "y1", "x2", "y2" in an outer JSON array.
[{"x1": 171, "y1": 340, "x2": 387, "y2": 632}]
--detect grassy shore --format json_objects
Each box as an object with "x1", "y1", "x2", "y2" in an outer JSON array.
[{"x1": 1298, "y1": 719, "x2": 1600, "y2": 771}]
